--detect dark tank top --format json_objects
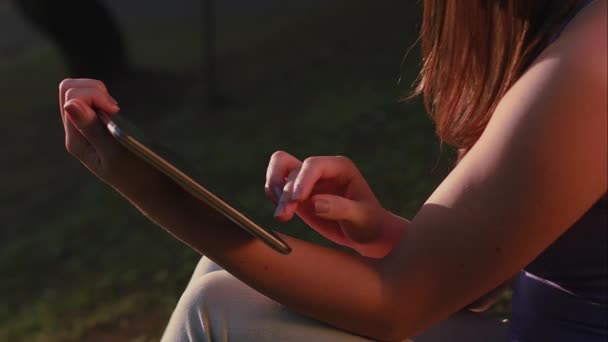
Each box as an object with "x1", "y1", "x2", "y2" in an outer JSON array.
[{"x1": 509, "y1": 1, "x2": 608, "y2": 340}]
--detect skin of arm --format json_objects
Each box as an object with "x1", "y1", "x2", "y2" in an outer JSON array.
[
  {"x1": 62, "y1": 2, "x2": 606, "y2": 340},
  {"x1": 378, "y1": 3, "x2": 607, "y2": 337}
]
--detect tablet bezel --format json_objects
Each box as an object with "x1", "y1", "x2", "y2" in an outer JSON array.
[{"x1": 97, "y1": 111, "x2": 292, "y2": 255}]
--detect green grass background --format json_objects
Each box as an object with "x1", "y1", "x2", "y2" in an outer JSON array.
[{"x1": 0, "y1": 1, "x2": 509, "y2": 340}]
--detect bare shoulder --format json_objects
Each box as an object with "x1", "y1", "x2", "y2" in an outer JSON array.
[
  {"x1": 562, "y1": 0, "x2": 607, "y2": 41},
  {"x1": 384, "y1": 0, "x2": 607, "y2": 328},
  {"x1": 549, "y1": 0, "x2": 607, "y2": 79}
]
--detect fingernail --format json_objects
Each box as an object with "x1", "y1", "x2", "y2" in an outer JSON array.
[
  {"x1": 108, "y1": 96, "x2": 120, "y2": 112},
  {"x1": 64, "y1": 101, "x2": 84, "y2": 118},
  {"x1": 273, "y1": 201, "x2": 285, "y2": 217},
  {"x1": 272, "y1": 186, "x2": 283, "y2": 202},
  {"x1": 314, "y1": 199, "x2": 330, "y2": 214},
  {"x1": 292, "y1": 185, "x2": 302, "y2": 201}
]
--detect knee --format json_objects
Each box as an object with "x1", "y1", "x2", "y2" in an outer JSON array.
[
  {"x1": 190, "y1": 256, "x2": 224, "y2": 280},
  {"x1": 180, "y1": 271, "x2": 233, "y2": 319},
  {"x1": 164, "y1": 271, "x2": 234, "y2": 341}
]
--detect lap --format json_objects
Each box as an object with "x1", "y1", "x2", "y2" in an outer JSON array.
[{"x1": 162, "y1": 257, "x2": 508, "y2": 342}]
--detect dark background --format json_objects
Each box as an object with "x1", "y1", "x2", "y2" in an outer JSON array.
[{"x1": 0, "y1": 0, "x2": 506, "y2": 340}]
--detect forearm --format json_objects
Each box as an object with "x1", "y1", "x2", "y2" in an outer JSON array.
[
  {"x1": 352, "y1": 210, "x2": 409, "y2": 258},
  {"x1": 116, "y1": 173, "x2": 397, "y2": 340}
]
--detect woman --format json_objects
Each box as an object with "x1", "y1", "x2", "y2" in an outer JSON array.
[{"x1": 57, "y1": 0, "x2": 606, "y2": 341}]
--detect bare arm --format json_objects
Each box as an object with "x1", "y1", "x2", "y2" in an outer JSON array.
[
  {"x1": 59, "y1": 2, "x2": 606, "y2": 341},
  {"x1": 379, "y1": 2, "x2": 607, "y2": 336}
]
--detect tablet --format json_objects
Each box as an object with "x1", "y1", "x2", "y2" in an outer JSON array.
[{"x1": 97, "y1": 111, "x2": 292, "y2": 255}]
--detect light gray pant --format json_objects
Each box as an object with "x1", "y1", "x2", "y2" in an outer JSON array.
[{"x1": 161, "y1": 257, "x2": 508, "y2": 342}]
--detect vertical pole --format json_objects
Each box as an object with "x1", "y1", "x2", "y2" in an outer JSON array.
[{"x1": 202, "y1": 0, "x2": 220, "y2": 107}]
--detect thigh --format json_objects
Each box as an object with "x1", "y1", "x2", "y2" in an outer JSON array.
[
  {"x1": 167, "y1": 257, "x2": 507, "y2": 342},
  {"x1": 189, "y1": 270, "x2": 380, "y2": 342}
]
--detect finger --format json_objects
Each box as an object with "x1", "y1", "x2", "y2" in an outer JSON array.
[
  {"x1": 59, "y1": 78, "x2": 115, "y2": 125},
  {"x1": 63, "y1": 99, "x2": 120, "y2": 155},
  {"x1": 264, "y1": 185, "x2": 283, "y2": 205},
  {"x1": 65, "y1": 115, "x2": 94, "y2": 159},
  {"x1": 61, "y1": 86, "x2": 119, "y2": 152},
  {"x1": 64, "y1": 87, "x2": 119, "y2": 117},
  {"x1": 311, "y1": 194, "x2": 381, "y2": 243},
  {"x1": 292, "y1": 156, "x2": 356, "y2": 201},
  {"x1": 273, "y1": 168, "x2": 300, "y2": 221},
  {"x1": 289, "y1": 199, "x2": 350, "y2": 245},
  {"x1": 265, "y1": 151, "x2": 301, "y2": 202},
  {"x1": 311, "y1": 194, "x2": 367, "y2": 224},
  {"x1": 271, "y1": 186, "x2": 283, "y2": 202}
]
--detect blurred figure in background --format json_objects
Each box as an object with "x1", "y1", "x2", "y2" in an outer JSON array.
[
  {"x1": 15, "y1": 0, "x2": 219, "y2": 112},
  {"x1": 14, "y1": 0, "x2": 131, "y2": 83}
]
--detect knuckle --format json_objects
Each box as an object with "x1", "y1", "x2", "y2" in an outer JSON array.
[
  {"x1": 270, "y1": 150, "x2": 288, "y2": 161},
  {"x1": 92, "y1": 79, "x2": 107, "y2": 92},
  {"x1": 59, "y1": 78, "x2": 73, "y2": 92},
  {"x1": 64, "y1": 87, "x2": 78, "y2": 100},
  {"x1": 335, "y1": 155, "x2": 354, "y2": 168},
  {"x1": 302, "y1": 156, "x2": 319, "y2": 168},
  {"x1": 334, "y1": 155, "x2": 352, "y2": 164}
]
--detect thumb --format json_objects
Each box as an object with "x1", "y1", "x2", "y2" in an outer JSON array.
[
  {"x1": 311, "y1": 194, "x2": 373, "y2": 226},
  {"x1": 64, "y1": 99, "x2": 116, "y2": 153},
  {"x1": 312, "y1": 194, "x2": 381, "y2": 243},
  {"x1": 312, "y1": 195, "x2": 366, "y2": 225}
]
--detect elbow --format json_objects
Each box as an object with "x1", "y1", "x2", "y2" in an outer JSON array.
[
  {"x1": 359, "y1": 260, "x2": 422, "y2": 341},
  {"x1": 362, "y1": 305, "x2": 414, "y2": 342},
  {"x1": 372, "y1": 319, "x2": 412, "y2": 342},
  {"x1": 365, "y1": 322, "x2": 410, "y2": 342},
  {"x1": 367, "y1": 284, "x2": 424, "y2": 342}
]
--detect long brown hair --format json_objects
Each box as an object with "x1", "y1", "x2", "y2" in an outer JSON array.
[{"x1": 408, "y1": 0, "x2": 584, "y2": 163}]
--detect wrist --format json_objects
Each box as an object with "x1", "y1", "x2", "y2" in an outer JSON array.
[
  {"x1": 354, "y1": 209, "x2": 409, "y2": 259},
  {"x1": 105, "y1": 159, "x2": 180, "y2": 211}
]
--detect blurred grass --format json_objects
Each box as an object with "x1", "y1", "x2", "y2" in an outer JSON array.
[{"x1": 0, "y1": 2, "x2": 509, "y2": 341}]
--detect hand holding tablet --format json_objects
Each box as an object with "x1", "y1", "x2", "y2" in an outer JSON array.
[{"x1": 97, "y1": 110, "x2": 292, "y2": 255}]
